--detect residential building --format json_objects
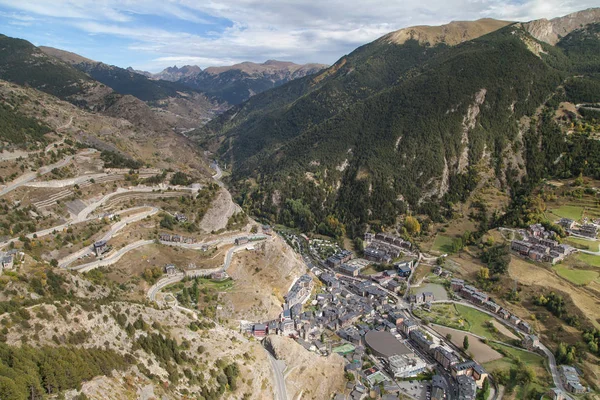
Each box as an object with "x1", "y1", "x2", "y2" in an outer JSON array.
[
  {"x1": 483, "y1": 301, "x2": 500, "y2": 313},
  {"x1": 410, "y1": 329, "x2": 434, "y2": 352},
  {"x1": 93, "y1": 240, "x2": 109, "y2": 256},
  {"x1": 518, "y1": 321, "x2": 533, "y2": 334},
  {"x1": 397, "y1": 265, "x2": 411, "y2": 277},
  {"x1": 547, "y1": 388, "x2": 566, "y2": 400},
  {"x1": 522, "y1": 334, "x2": 539, "y2": 350},
  {"x1": 253, "y1": 324, "x2": 266, "y2": 338},
  {"x1": 451, "y1": 278, "x2": 465, "y2": 291},
  {"x1": 285, "y1": 274, "x2": 314, "y2": 307},
  {"x1": 164, "y1": 264, "x2": 177, "y2": 275},
  {"x1": 432, "y1": 375, "x2": 447, "y2": 400},
  {"x1": 320, "y1": 273, "x2": 340, "y2": 289},
  {"x1": 235, "y1": 237, "x2": 249, "y2": 245},
  {"x1": 456, "y1": 375, "x2": 477, "y2": 400},
  {"x1": 395, "y1": 259, "x2": 414, "y2": 270},
  {"x1": 364, "y1": 247, "x2": 391, "y2": 263},
  {"x1": 578, "y1": 223, "x2": 598, "y2": 238},
  {"x1": 434, "y1": 347, "x2": 459, "y2": 369},
  {"x1": 452, "y1": 361, "x2": 477, "y2": 378},
  {"x1": 422, "y1": 292, "x2": 435, "y2": 303},
  {"x1": 326, "y1": 250, "x2": 354, "y2": 267},
  {"x1": 388, "y1": 311, "x2": 404, "y2": 325},
  {"x1": 509, "y1": 315, "x2": 521, "y2": 326},
  {"x1": 558, "y1": 218, "x2": 575, "y2": 230},
  {"x1": 560, "y1": 365, "x2": 585, "y2": 394},
  {"x1": 0, "y1": 254, "x2": 13, "y2": 270},
  {"x1": 401, "y1": 319, "x2": 418, "y2": 336},
  {"x1": 338, "y1": 263, "x2": 362, "y2": 277}
]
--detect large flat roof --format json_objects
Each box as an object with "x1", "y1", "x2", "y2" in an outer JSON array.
[{"x1": 364, "y1": 330, "x2": 412, "y2": 358}]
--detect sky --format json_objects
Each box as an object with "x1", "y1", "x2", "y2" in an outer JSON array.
[{"x1": 0, "y1": 0, "x2": 598, "y2": 72}]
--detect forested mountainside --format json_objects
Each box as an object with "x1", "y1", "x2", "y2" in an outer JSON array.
[
  {"x1": 40, "y1": 47, "x2": 205, "y2": 103},
  {"x1": 194, "y1": 11, "x2": 600, "y2": 237}
]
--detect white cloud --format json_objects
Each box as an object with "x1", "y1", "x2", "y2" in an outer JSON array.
[{"x1": 0, "y1": 0, "x2": 599, "y2": 71}]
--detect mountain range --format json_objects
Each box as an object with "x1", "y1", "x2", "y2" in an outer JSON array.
[
  {"x1": 193, "y1": 8, "x2": 600, "y2": 236},
  {"x1": 149, "y1": 60, "x2": 327, "y2": 105}
]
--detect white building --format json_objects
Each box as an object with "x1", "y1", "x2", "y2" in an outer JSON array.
[{"x1": 387, "y1": 354, "x2": 427, "y2": 378}]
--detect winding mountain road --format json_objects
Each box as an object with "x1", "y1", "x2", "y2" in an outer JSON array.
[
  {"x1": 264, "y1": 347, "x2": 288, "y2": 400},
  {"x1": 0, "y1": 149, "x2": 95, "y2": 196},
  {"x1": 59, "y1": 207, "x2": 159, "y2": 268},
  {"x1": 70, "y1": 239, "x2": 154, "y2": 272}
]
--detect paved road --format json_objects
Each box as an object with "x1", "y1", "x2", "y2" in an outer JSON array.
[
  {"x1": 148, "y1": 272, "x2": 185, "y2": 302},
  {"x1": 212, "y1": 162, "x2": 223, "y2": 186},
  {"x1": 403, "y1": 252, "x2": 423, "y2": 300},
  {"x1": 264, "y1": 347, "x2": 288, "y2": 400},
  {"x1": 0, "y1": 151, "x2": 88, "y2": 196},
  {"x1": 70, "y1": 239, "x2": 154, "y2": 272},
  {"x1": 59, "y1": 207, "x2": 159, "y2": 268},
  {"x1": 23, "y1": 173, "x2": 108, "y2": 188}
]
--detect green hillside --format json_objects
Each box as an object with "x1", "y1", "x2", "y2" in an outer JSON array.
[
  {"x1": 0, "y1": 35, "x2": 91, "y2": 99},
  {"x1": 0, "y1": 102, "x2": 51, "y2": 147},
  {"x1": 71, "y1": 61, "x2": 203, "y2": 102},
  {"x1": 194, "y1": 22, "x2": 597, "y2": 236}
]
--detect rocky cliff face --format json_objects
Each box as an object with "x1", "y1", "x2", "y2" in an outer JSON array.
[{"x1": 522, "y1": 7, "x2": 600, "y2": 45}]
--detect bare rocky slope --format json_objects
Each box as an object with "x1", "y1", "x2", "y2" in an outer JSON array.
[
  {"x1": 264, "y1": 335, "x2": 346, "y2": 400},
  {"x1": 381, "y1": 18, "x2": 513, "y2": 46},
  {"x1": 522, "y1": 7, "x2": 600, "y2": 45}
]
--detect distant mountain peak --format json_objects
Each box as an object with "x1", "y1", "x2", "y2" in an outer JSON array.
[
  {"x1": 202, "y1": 59, "x2": 327, "y2": 76},
  {"x1": 153, "y1": 65, "x2": 202, "y2": 81},
  {"x1": 380, "y1": 18, "x2": 513, "y2": 46},
  {"x1": 126, "y1": 66, "x2": 152, "y2": 77}
]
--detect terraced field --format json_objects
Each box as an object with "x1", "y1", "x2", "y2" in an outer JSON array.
[
  {"x1": 548, "y1": 205, "x2": 584, "y2": 221},
  {"x1": 566, "y1": 237, "x2": 600, "y2": 251}
]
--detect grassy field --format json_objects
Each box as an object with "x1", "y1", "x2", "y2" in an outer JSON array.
[
  {"x1": 577, "y1": 253, "x2": 600, "y2": 268},
  {"x1": 432, "y1": 325, "x2": 502, "y2": 364},
  {"x1": 553, "y1": 264, "x2": 599, "y2": 285},
  {"x1": 485, "y1": 343, "x2": 550, "y2": 379},
  {"x1": 484, "y1": 343, "x2": 551, "y2": 397},
  {"x1": 432, "y1": 234, "x2": 454, "y2": 253},
  {"x1": 548, "y1": 205, "x2": 584, "y2": 221},
  {"x1": 417, "y1": 303, "x2": 517, "y2": 342},
  {"x1": 565, "y1": 237, "x2": 600, "y2": 252},
  {"x1": 454, "y1": 304, "x2": 517, "y2": 340}
]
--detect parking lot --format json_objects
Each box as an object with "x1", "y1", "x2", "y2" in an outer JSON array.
[{"x1": 397, "y1": 380, "x2": 429, "y2": 400}]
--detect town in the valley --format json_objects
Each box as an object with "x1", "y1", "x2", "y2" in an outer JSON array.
[{"x1": 236, "y1": 224, "x2": 590, "y2": 400}]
